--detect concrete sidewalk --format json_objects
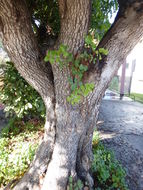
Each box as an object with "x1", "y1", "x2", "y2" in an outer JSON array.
[{"x1": 103, "y1": 89, "x2": 132, "y2": 101}]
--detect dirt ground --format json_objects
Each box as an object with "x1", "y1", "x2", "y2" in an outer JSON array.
[{"x1": 98, "y1": 100, "x2": 143, "y2": 190}]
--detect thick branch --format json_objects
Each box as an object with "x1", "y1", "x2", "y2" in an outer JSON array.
[
  {"x1": 57, "y1": 0, "x2": 91, "y2": 54},
  {"x1": 0, "y1": 0, "x2": 54, "y2": 100},
  {"x1": 85, "y1": 1, "x2": 143, "y2": 102},
  {"x1": 51, "y1": 0, "x2": 91, "y2": 106}
]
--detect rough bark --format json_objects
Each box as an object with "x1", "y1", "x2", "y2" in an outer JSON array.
[
  {"x1": 57, "y1": 0, "x2": 91, "y2": 53},
  {"x1": 42, "y1": 1, "x2": 93, "y2": 189},
  {"x1": 1, "y1": 0, "x2": 143, "y2": 190},
  {"x1": 41, "y1": 100, "x2": 100, "y2": 190}
]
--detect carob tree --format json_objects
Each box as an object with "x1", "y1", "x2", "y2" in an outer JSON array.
[{"x1": 0, "y1": 0, "x2": 143, "y2": 189}]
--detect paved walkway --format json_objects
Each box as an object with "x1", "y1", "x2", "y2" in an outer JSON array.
[
  {"x1": 98, "y1": 99, "x2": 143, "y2": 190},
  {"x1": 103, "y1": 89, "x2": 132, "y2": 101}
]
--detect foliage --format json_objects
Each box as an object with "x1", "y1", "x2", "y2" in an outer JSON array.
[
  {"x1": 68, "y1": 176, "x2": 83, "y2": 190},
  {"x1": 0, "y1": 118, "x2": 44, "y2": 188},
  {"x1": 91, "y1": 0, "x2": 118, "y2": 40},
  {"x1": 0, "y1": 62, "x2": 45, "y2": 118},
  {"x1": 92, "y1": 132, "x2": 128, "y2": 190},
  {"x1": 45, "y1": 36, "x2": 108, "y2": 105},
  {"x1": 26, "y1": 0, "x2": 60, "y2": 39},
  {"x1": 25, "y1": 0, "x2": 118, "y2": 42}
]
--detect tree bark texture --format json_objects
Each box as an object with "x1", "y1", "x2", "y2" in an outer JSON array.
[{"x1": 1, "y1": 0, "x2": 143, "y2": 190}]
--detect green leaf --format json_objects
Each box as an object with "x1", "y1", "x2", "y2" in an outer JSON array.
[
  {"x1": 59, "y1": 44, "x2": 67, "y2": 53},
  {"x1": 69, "y1": 176, "x2": 73, "y2": 183},
  {"x1": 77, "y1": 180, "x2": 83, "y2": 189},
  {"x1": 74, "y1": 60, "x2": 80, "y2": 67},
  {"x1": 85, "y1": 35, "x2": 93, "y2": 45},
  {"x1": 99, "y1": 48, "x2": 109, "y2": 55},
  {"x1": 79, "y1": 64, "x2": 88, "y2": 72}
]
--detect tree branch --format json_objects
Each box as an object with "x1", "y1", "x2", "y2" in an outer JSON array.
[
  {"x1": 0, "y1": 0, "x2": 54, "y2": 101},
  {"x1": 57, "y1": 0, "x2": 91, "y2": 54},
  {"x1": 49, "y1": 0, "x2": 92, "y2": 105},
  {"x1": 84, "y1": 1, "x2": 143, "y2": 101}
]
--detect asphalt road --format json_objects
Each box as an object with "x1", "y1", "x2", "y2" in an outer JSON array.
[{"x1": 98, "y1": 100, "x2": 143, "y2": 190}]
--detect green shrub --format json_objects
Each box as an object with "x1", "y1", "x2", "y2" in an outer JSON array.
[
  {"x1": 92, "y1": 140, "x2": 128, "y2": 190},
  {"x1": 0, "y1": 62, "x2": 45, "y2": 118}
]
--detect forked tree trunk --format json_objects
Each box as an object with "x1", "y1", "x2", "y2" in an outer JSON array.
[{"x1": 1, "y1": 0, "x2": 143, "y2": 190}]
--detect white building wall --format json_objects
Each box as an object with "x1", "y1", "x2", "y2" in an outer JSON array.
[
  {"x1": 129, "y1": 42, "x2": 143, "y2": 94},
  {"x1": 117, "y1": 41, "x2": 143, "y2": 94}
]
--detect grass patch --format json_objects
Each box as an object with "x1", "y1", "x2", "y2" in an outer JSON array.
[
  {"x1": 0, "y1": 118, "x2": 44, "y2": 189},
  {"x1": 130, "y1": 93, "x2": 143, "y2": 103}
]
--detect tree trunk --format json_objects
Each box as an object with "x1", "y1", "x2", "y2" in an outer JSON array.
[
  {"x1": 41, "y1": 100, "x2": 100, "y2": 190},
  {"x1": 1, "y1": 0, "x2": 143, "y2": 190},
  {"x1": 11, "y1": 101, "x2": 98, "y2": 190}
]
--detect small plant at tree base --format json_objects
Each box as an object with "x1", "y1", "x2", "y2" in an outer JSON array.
[
  {"x1": 92, "y1": 136, "x2": 128, "y2": 190},
  {"x1": 68, "y1": 176, "x2": 83, "y2": 190},
  {"x1": 44, "y1": 35, "x2": 108, "y2": 105}
]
